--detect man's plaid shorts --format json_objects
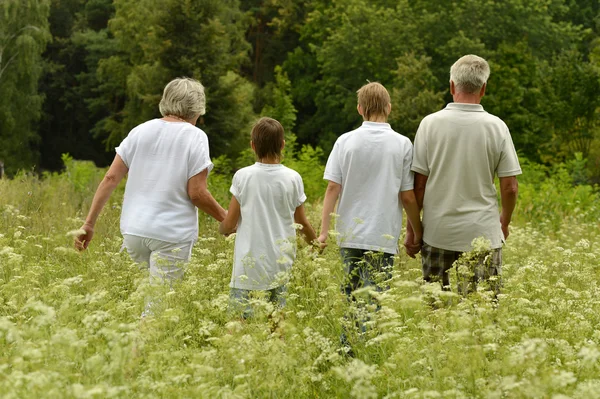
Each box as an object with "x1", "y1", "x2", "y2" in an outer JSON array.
[{"x1": 421, "y1": 242, "x2": 502, "y2": 291}]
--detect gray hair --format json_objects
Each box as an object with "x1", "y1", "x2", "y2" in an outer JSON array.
[
  {"x1": 159, "y1": 77, "x2": 206, "y2": 119},
  {"x1": 450, "y1": 55, "x2": 490, "y2": 94}
]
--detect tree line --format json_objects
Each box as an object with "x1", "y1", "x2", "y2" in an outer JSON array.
[{"x1": 1, "y1": 0, "x2": 599, "y2": 182}]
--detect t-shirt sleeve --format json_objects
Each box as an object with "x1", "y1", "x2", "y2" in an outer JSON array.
[
  {"x1": 115, "y1": 134, "x2": 133, "y2": 168},
  {"x1": 188, "y1": 132, "x2": 214, "y2": 180},
  {"x1": 497, "y1": 128, "x2": 522, "y2": 177},
  {"x1": 323, "y1": 141, "x2": 342, "y2": 184},
  {"x1": 400, "y1": 141, "x2": 415, "y2": 191},
  {"x1": 411, "y1": 121, "x2": 429, "y2": 176},
  {"x1": 230, "y1": 172, "x2": 242, "y2": 204},
  {"x1": 296, "y1": 174, "x2": 307, "y2": 207}
]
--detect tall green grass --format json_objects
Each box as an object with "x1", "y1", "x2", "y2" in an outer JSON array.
[{"x1": 0, "y1": 156, "x2": 599, "y2": 398}]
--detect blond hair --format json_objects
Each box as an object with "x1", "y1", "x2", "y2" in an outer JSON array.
[
  {"x1": 159, "y1": 77, "x2": 206, "y2": 120},
  {"x1": 356, "y1": 82, "x2": 391, "y2": 121},
  {"x1": 450, "y1": 55, "x2": 490, "y2": 94}
]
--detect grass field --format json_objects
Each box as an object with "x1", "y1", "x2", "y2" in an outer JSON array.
[{"x1": 1, "y1": 163, "x2": 599, "y2": 398}]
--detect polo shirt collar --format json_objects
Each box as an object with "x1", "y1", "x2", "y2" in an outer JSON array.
[
  {"x1": 361, "y1": 121, "x2": 392, "y2": 129},
  {"x1": 445, "y1": 102, "x2": 485, "y2": 112}
]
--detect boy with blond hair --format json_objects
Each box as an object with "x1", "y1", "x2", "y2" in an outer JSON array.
[
  {"x1": 220, "y1": 117, "x2": 319, "y2": 318},
  {"x1": 318, "y1": 82, "x2": 422, "y2": 304}
]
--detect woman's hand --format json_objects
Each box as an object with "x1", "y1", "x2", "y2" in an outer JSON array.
[{"x1": 75, "y1": 223, "x2": 94, "y2": 251}]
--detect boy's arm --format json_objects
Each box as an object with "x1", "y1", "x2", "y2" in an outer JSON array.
[
  {"x1": 404, "y1": 173, "x2": 428, "y2": 258},
  {"x1": 400, "y1": 190, "x2": 422, "y2": 242},
  {"x1": 317, "y1": 181, "x2": 341, "y2": 244},
  {"x1": 219, "y1": 196, "x2": 240, "y2": 235},
  {"x1": 294, "y1": 204, "x2": 323, "y2": 249}
]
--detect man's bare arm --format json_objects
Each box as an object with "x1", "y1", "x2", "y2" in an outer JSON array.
[{"x1": 499, "y1": 176, "x2": 518, "y2": 239}]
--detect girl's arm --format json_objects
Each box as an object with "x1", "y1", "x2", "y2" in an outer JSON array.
[
  {"x1": 219, "y1": 196, "x2": 241, "y2": 235},
  {"x1": 294, "y1": 204, "x2": 324, "y2": 250}
]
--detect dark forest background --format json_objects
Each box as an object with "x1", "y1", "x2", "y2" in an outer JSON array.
[{"x1": 1, "y1": 0, "x2": 599, "y2": 182}]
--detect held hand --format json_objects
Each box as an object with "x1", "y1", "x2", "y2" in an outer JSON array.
[
  {"x1": 403, "y1": 231, "x2": 421, "y2": 258},
  {"x1": 74, "y1": 223, "x2": 94, "y2": 251},
  {"x1": 317, "y1": 233, "x2": 327, "y2": 245},
  {"x1": 314, "y1": 239, "x2": 327, "y2": 254}
]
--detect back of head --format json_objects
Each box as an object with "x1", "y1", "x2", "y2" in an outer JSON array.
[
  {"x1": 251, "y1": 117, "x2": 284, "y2": 160},
  {"x1": 159, "y1": 77, "x2": 206, "y2": 120},
  {"x1": 356, "y1": 82, "x2": 391, "y2": 121},
  {"x1": 450, "y1": 55, "x2": 490, "y2": 94}
]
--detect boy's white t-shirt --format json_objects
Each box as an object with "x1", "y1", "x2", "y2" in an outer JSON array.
[
  {"x1": 229, "y1": 163, "x2": 306, "y2": 290},
  {"x1": 115, "y1": 119, "x2": 213, "y2": 243},
  {"x1": 324, "y1": 121, "x2": 414, "y2": 254}
]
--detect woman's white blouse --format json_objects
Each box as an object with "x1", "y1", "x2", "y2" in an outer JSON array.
[{"x1": 115, "y1": 119, "x2": 213, "y2": 243}]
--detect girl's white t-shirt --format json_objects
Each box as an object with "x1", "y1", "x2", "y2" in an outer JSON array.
[
  {"x1": 115, "y1": 119, "x2": 213, "y2": 243},
  {"x1": 229, "y1": 163, "x2": 306, "y2": 290}
]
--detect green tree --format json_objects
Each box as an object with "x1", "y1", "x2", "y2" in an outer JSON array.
[
  {"x1": 96, "y1": 0, "x2": 254, "y2": 158},
  {"x1": 0, "y1": 0, "x2": 50, "y2": 175},
  {"x1": 388, "y1": 54, "x2": 445, "y2": 139},
  {"x1": 537, "y1": 50, "x2": 600, "y2": 162},
  {"x1": 285, "y1": 0, "x2": 422, "y2": 152},
  {"x1": 38, "y1": 0, "x2": 115, "y2": 171},
  {"x1": 241, "y1": 0, "x2": 306, "y2": 85}
]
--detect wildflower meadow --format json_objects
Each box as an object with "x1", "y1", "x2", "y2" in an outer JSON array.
[{"x1": 1, "y1": 156, "x2": 599, "y2": 399}]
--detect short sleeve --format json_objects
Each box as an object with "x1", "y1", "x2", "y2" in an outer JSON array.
[
  {"x1": 323, "y1": 140, "x2": 342, "y2": 184},
  {"x1": 497, "y1": 129, "x2": 522, "y2": 177},
  {"x1": 230, "y1": 172, "x2": 242, "y2": 203},
  {"x1": 400, "y1": 142, "x2": 415, "y2": 191},
  {"x1": 411, "y1": 121, "x2": 429, "y2": 176},
  {"x1": 188, "y1": 132, "x2": 214, "y2": 180},
  {"x1": 296, "y1": 174, "x2": 307, "y2": 207},
  {"x1": 115, "y1": 135, "x2": 132, "y2": 168}
]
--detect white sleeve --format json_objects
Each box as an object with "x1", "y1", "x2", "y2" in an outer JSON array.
[
  {"x1": 411, "y1": 121, "x2": 429, "y2": 176},
  {"x1": 296, "y1": 174, "x2": 307, "y2": 207},
  {"x1": 400, "y1": 142, "x2": 415, "y2": 192},
  {"x1": 115, "y1": 134, "x2": 133, "y2": 168},
  {"x1": 497, "y1": 127, "x2": 522, "y2": 177},
  {"x1": 188, "y1": 132, "x2": 213, "y2": 179},
  {"x1": 323, "y1": 140, "x2": 342, "y2": 184},
  {"x1": 230, "y1": 172, "x2": 242, "y2": 204}
]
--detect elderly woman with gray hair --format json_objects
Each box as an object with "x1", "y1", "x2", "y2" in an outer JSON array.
[{"x1": 75, "y1": 77, "x2": 226, "y2": 303}]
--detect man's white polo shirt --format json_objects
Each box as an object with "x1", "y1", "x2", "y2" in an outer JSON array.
[{"x1": 411, "y1": 103, "x2": 522, "y2": 252}]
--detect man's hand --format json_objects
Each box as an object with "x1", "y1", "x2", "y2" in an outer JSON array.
[
  {"x1": 317, "y1": 233, "x2": 327, "y2": 246},
  {"x1": 404, "y1": 230, "x2": 422, "y2": 258},
  {"x1": 313, "y1": 238, "x2": 327, "y2": 254},
  {"x1": 74, "y1": 223, "x2": 94, "y2": 251}
]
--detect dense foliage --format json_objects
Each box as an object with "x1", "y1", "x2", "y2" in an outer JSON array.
[
  {"x1": 0, "y1": 0, "x2": 598, "y2": 181},
  {"x1": 1, "y1": 155, "x2": 599, "y2": 398}
]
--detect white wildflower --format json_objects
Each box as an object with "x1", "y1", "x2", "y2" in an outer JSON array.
[{"x1": 65, "y1": 228, "x2": 86, "y2": 237}]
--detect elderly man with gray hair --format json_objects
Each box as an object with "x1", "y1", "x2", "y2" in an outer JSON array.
[
  {"x1": 405, "y1": 54, "x2": 521, "y2": 294},
  {"x1": 75, "y1": 77, "x2": 226, "y2": 314}
]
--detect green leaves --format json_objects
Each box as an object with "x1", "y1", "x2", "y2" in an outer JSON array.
[{"x1": 0, "y1": 0, "x2": 50, "y2": 175}]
